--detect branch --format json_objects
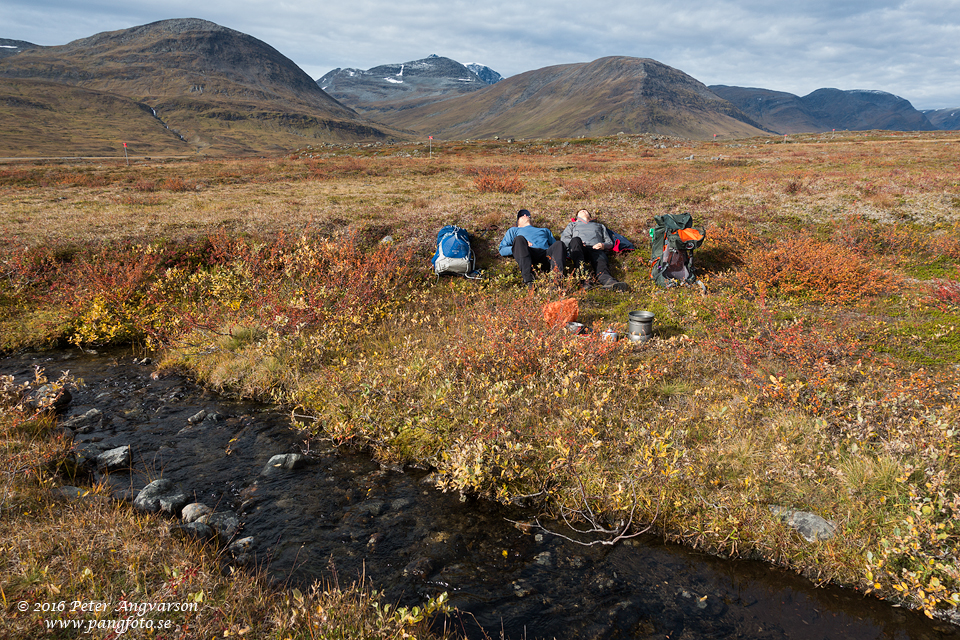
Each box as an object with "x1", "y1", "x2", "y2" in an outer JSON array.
[{"x1": 508, "y1": 475, "x2": 661, "y2": 547}]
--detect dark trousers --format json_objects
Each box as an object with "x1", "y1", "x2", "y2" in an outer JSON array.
[
  {"x1": 512, "y1": 236, "x2": 565, "y2": 284},
  {"x1": 566, "y1": 237, "x2": 614, "y2": 284}
]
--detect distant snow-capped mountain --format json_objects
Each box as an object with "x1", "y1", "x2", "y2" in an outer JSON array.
[
  {"x1": 317, "y1": 55, "x2": 501, "y2": 109},
  {"x1": 465, "y1": 63, "x2": 502, "y2": 84}
]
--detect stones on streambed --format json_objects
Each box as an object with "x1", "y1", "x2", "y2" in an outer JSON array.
[
  {"x1": 260, "y1": 453, "x2": 314, "y2": 476},
  {"x1": 61, "y1": 408, "x2": 103, "y2": 433},
  {"x1": 169, "y1": 500, "x2": 245, "y2": 548},
  {"x1": 134, "y1": 483, "x2": 240, "y2": 543},
  {"x1": 769, "y1": 506, "x2": 836, "y2": 542},
  {"x1": 134, "y1": 478, "x2": 189, "y2": 516},
  {"x1": 176, "y1": 409, "x2": 226, "y2": 434},
  {"x1": 97, "y1": 445, "x2": 131, "y2": 472}
]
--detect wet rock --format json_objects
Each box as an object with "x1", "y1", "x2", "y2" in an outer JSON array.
[
  {"x1": 402, "y1": 556, "x2": 435, "y2": 578},
  {"x1": 159, "y1": 492, "x2": 191, "y2": 516},
  {"x1": 512, "y1": 580, "x2": 536, "y2": 598},
  {"x1": 390, "y1": 497, "x2": 413, "y2": 511},
  {"x1": 357, "y1": 500, "x2": 385, "y2": 516},
  {"x1": 261, "y1": 453, "x2": 313, "y2": 475},
  {"x1": 97, "y1": 445, "x2": 131, "y2": 471},
  {"x1": 134, "y1": 478, "x2": 189, "y2": 516},
  {"x1": 227, "y1": 536, "x2": 254, "y2": 555},
  {"x1": 534, "y1": 551, "x2": 553, "y2": 567},
  {"x1": 182, "y1": 503, "x2": 213, "y2": 522},
  {"x1": 187, "y1": 409, "x2": 207, "y2": 424},
  {"x1": 770, "y1": 506, "x2": 836, "y2": 542},
  {"x1": 238, "y1": 498, "x2": 260, "y2": 515},
  {"x1": 198, "y1": 511, "x2": 240, "y2": 543},
  {"x1": 62, "y1": 408, "x2": 103, "y2": 433},
  {"x1": 169, "y1": 521, "x2": 215, "y2": 542}
]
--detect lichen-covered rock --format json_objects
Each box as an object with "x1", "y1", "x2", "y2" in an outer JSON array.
[
  {"x1": 181, "y1": 503, "x2": 214, "y2": 523},
  {"x1": 770, "y1": 506, "x2": 836, "y2": 542}
]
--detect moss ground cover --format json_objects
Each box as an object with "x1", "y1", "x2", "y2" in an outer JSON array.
[{"x1": 2, "y1": 131, "x2": 960, "y2": 628}]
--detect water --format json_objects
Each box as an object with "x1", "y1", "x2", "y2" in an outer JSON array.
[{"x1": 3, "y1": 348, "x2": 956, "y2": 640}]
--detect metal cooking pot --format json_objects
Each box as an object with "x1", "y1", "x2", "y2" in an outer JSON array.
[{"x1": 627, "y1": 310, "x2": 655, "y2": 342}]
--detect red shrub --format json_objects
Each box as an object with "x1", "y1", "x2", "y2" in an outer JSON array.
[
  {"x1": 474, "y1": 168, "x2": 525, "y2": 194},
  {"x1": 727, "y1": 233, "x2": 900, "y2": 305}
]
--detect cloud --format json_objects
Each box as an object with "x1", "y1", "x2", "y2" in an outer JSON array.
[{"x1": 2, "y1": 0, "x2": 958, "y2": 108}]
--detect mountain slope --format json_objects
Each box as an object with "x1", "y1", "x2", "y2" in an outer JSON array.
[
  {"x1": 922, "y1": 108, "x2": 960, "y2": 130},
  {"x1": 363, "y1": 56, "x2": 769, "y2": 140},
  {"x1": 710, "y1": 85, "x2": 936, "y2": 134},
  {"x1": 0, "y1": 19, "x2": 407, "y2": 155},
  {"x1": 0, "y1": 78, "x2": 189, "y2": 157}
]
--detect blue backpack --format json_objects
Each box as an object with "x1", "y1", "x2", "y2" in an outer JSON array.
[{"x1": 431, "y1": 225, "x2": 480, "y2": 278}]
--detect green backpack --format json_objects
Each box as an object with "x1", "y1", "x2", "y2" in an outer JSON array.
[{"x1": 649, "y1": 213, "x2": 706, "y2": 288}]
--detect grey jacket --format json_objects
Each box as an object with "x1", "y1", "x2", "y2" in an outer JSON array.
[{"x1": 560, "y1": 219, "x2": 615, "y2": 248}]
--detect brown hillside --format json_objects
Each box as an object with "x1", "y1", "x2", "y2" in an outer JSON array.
[
  {"x1": 359, "y1": 56, "x2": 770, "y2": 140},
  {"x1": 0, "y1": 19, "x2": 409, "y2": 156},
  {"x1": 0, "y1": 78, "x2": 192, "y2": 158}
]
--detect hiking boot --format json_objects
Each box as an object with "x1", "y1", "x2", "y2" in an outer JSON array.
[{"x1": 604, "y1": 280, "x2": 631, "y2": 292}]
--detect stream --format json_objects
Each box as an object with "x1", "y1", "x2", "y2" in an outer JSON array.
[{"x1": 3, "y1": 347, "x2": 957, "y2": 640}]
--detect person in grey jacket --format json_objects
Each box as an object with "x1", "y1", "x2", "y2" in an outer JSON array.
[{"x1": 560, "y1": 209, "x2": 630, "y2": 291}]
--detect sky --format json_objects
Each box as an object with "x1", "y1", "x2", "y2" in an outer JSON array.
[{"x1": 2, "y1": 0, "x2": 959, "y2": 110}]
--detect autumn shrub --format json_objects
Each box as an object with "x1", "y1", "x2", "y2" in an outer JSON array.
[
  {"x1": 159, "y1": 232, "x2": 421, "y2": 400},
  {"x1": 473, "y1": 168, "x2": 525, "y2": 194},
  {"x1": 722, "y1": 233, "x2": 901, "y2": 305},
  {"x1": 134, "y1": 178, "x2": 158, "y2": 192},
  {"x1": 931, "y1": 275, "x2": 960, "y2": 309},
  {"x1": 162, "y1": 176, "x2": 192, "y2": 192},
  {"x1": 56, "y1": 171, "x2": 110, "y2": 188}
]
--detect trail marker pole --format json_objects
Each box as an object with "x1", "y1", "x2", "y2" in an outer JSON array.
[
  {"x1": 123, "y1": 142, "x2": 129, "y2": 165},
  {"x1": 429, "y1": 136, "x2": 433, "y2": 159}
]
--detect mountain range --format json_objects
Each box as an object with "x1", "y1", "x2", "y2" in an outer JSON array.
[
  {"x1": 1, "y1": 19, "x2": 956, "y2": 157},
  {"x1": 708, "y1": 86, "x2": 938, "y2": 134}
]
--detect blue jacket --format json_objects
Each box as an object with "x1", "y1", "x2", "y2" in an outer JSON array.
[{"x1": 499, "y1": 226, "x2": 557, "y2": 256}]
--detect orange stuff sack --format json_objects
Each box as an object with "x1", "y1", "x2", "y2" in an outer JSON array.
[
  {"x1": 543, "y1": 298, "x2": 579, "y2": 327},
  {"x1": 677, "y1": 228, "x2": 704, "y2": 243}
]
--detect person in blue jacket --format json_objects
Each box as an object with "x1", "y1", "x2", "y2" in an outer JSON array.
[{"x1": 498, "y1": 209, "x2": 565, "y2": 286}]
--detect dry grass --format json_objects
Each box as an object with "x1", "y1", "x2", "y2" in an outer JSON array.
[{"x1": 3, "y1": 130, "x2": 960, "y2": 626}]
